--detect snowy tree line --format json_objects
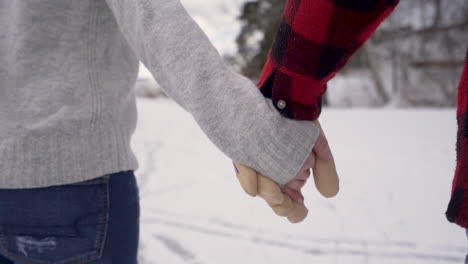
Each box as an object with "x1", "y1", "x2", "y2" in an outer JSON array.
[
  {"x1": 135, "y1": 0, "x2": 468, "y2": 108},
  {"x1": 231, "y1": 0, "x2": 468, "y2": 107}
]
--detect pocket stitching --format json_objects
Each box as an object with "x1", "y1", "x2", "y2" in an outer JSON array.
[{"x1": 94, "y1": 178, "x2": 110, "y2": 260}]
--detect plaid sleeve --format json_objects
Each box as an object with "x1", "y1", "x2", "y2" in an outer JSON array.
[
  {"x1": 446, "y1": 48, "x2": 468, "y2": 229},
  {"x1": 258, "y1": 0, "x2": 400, "y2": 120}
]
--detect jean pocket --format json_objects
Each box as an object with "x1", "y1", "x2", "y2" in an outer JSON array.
[{"x1": 0, "y1": 176, "x2": 110, "y2": 264}]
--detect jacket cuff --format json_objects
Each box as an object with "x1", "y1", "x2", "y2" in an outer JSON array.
[{"x1": 258, "y1": 66, "x2": 326, "y2": 121}]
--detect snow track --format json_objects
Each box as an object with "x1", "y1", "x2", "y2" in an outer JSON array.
[{"x1": 133, "y1": 98, "x2": 466, "y2": 263}]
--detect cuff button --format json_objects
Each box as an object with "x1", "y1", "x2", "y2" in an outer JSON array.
[{"x1": 277, "y1": 100, "x2": 287, "y2": 110}]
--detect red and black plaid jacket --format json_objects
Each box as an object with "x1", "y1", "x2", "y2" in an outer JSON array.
[
  {"x1": 446, "y1": 51, "x2": 468, "y2": 228},
  {"x1": 258, "y1": 0, "x2": 468, "y2": 228}
]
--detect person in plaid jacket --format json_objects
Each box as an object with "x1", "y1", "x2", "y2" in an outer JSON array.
[{"x1": 236, "y1": 0, "x2": 468, "y2": 260}]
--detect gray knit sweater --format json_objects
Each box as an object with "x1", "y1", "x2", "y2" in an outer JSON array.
[{"x1": 0, "y1": 0, "x2": 319, "y2": 188}]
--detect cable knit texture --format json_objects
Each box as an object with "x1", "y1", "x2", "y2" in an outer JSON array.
[{"x1": 0, "y1": 0, "x2": 319, "y2": 188}]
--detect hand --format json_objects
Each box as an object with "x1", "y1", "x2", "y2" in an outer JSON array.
[
  {"x1": 233, "y1": 121, "x2": 339, "y2": 223},
  {"x1": 234, "y1": 162, "x2": 309, "y2": 223},
  {"x1": 282, "y1": 121, "x2": 337, "y2": 203}
]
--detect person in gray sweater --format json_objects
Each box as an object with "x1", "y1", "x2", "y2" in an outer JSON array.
[{"x1": 0, "y1": 0, "x2": 321, "y2": 263}]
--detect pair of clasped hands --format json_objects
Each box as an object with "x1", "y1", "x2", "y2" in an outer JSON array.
[{"x1": 233, "y1": 121, "x2": 340, "y2": 223}]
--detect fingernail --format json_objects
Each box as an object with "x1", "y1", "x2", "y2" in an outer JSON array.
[{"x1": 297, "y1": 197, "x2": 304, "y2": 204}]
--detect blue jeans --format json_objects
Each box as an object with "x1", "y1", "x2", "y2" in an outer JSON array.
[{"x1": 0, "y1": 171, "x2": 140, "y2": 264}]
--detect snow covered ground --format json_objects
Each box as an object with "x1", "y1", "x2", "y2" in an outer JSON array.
[{"x1": 132, "y1": 98, "x2": 467, "y2": 264}]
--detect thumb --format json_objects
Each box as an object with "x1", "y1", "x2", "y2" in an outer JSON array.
[
  {"x1": 313, "y1": 125, "x2": 333, "y2": 161},
  {"x1": 311, "y1": 121, "x2": 340, "y2": 198},
  {"x1": 234, "y1": 162, "x2": 259, "y2": 197}
]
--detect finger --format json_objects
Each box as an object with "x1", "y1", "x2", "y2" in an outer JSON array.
[
  {"x1": 234, "y1": 162, "x2": 259, "y2": 197},
  {"x1": 311, "y1": 121, "x2": 340, "y2": 198},
  {"x1": 313, "y1": 159, "x2": 340, "y2": 198},
  {"x1": 257, "y1": 174, "x2": 284, "y2": 205},
  {"x1": 287, "y1": 202, "x2": 309, "y2": 223},
  {"x1": 302, "y1": 152, "x2": 316, "y2": 170},
  {"x1": 295, "y1": 168, "x2": 311, "y2": 181},
  {"x1": 282, "y1": 185, "x2": 304, "y2": 204},
  {"x1": 268, "y1": 194, "x2": 293, "y2": 217},
  {"x1": 313, "y1": 129, "x2": 333, "y2": 161},
  {"x1": 284, "y1": 179, "x2": 307, "y2": 191}
]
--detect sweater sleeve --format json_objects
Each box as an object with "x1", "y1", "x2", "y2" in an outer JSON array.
[
  {"x1": 258, "y1": 0, "x2": 400, "y2": 121},
  {"x1": 103, "y1": 0, "x2": 320, "y2": 185}
]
